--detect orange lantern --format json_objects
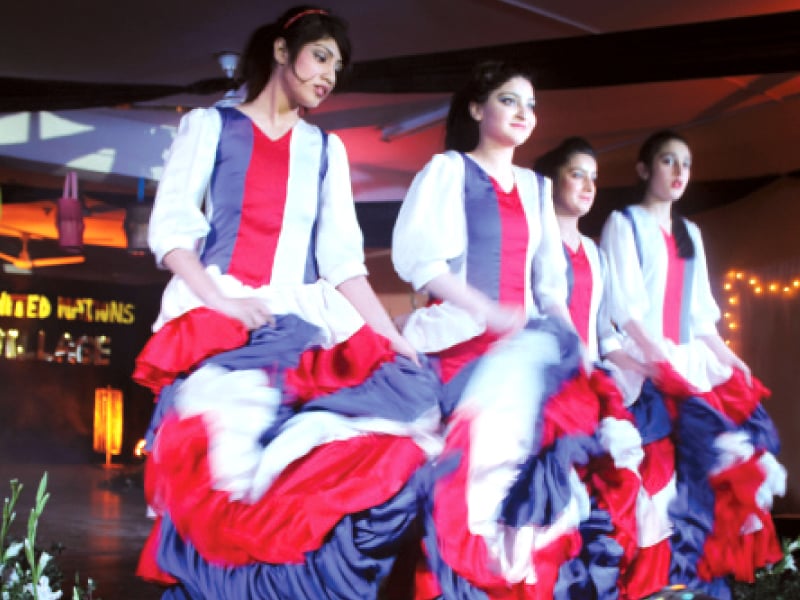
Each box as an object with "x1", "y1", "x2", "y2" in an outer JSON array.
[{"x1": 93, "y1": 387, "x2": 123, "y2": 467}]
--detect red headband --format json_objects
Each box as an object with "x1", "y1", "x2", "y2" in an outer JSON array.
[{"x1": 283, "y1": 9, "x2": 328, "y2": 30}]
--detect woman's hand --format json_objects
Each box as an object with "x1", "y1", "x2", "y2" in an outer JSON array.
[
  {"x1": 483, "y1": 303, "x2": 526, "y2": 338},
  {"x1": 387, "y1": 333, "x2": 421, "y2": 366},
  {"x1": 622, "y1": 318, "x2": 668, "y2": 370},
  {"x1": 701, "y1": 333, "x2": 752, "y2": 386},
  {"x1": 212, "y1": 296, "x2": 276, "y2": 331}
]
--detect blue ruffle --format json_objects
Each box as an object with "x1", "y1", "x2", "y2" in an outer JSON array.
[
  {"x1": 742, "y1": 404, "x2": 781, "y2": 455},
  {"x1": 156, "y1": 465, "x2": 430, "y2": 600},
  {"x1": 205, "y1": 313, "x2": 321, "y2": 371},
  {"x1": 257, "y1": 355, "x2": 440, "y2": 447},
  {"x1": 299, "y1": 354, "x2": 441, "y2": 422},
  {"x1": 501, "y1": 435, "x2": 602, "y2": 527},
  {"x1": 628, "y1": 379, "x2": 673, "y2": 444},
  {"x1": 144, "y1": 376, "x2": 184, "y2": 449},
  {"x1": 440, "y1": 359, "x2": 479, "y2": 419},
  {"x1": 531, "y1": 316, "x2": 583, "y2": 402},
  {"x1": 555, "y1": 508, "x2": 622, "y2": 600}
]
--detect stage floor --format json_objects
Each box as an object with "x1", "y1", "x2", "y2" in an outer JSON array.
[
  {"x1": 0, "y1": 462, "x2": 161, "y2": 600},
  {"x1": 0, "y1": 462, "x2": 797, "y2": 600}
]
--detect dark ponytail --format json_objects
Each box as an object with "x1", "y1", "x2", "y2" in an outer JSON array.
[
  {"x1": 241, "y1": 5, "x2": 351, "y2": 102},
  {"x1": 637, "y1": 129, "x2": 695, "y2": 259}
]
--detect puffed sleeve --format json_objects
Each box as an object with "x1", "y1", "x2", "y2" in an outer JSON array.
[
  {"x1": 686, "y1": 220, "x2": 721, "y2": 336},
  {"x1": 530, "y1": 173, "x2": 569, "y2": 313},
  {"x1": 599, "y1": 210, "x2": 650, "y2": 329},
  {"x1": 148, "y1": 108, "x2": 221, "y2": 266},
  {"x1": 392, "y1": 153, "x2": 467, "y2": 291},
  {"x1": 314, "y1": 132, "x2": 367, "y2": 287}
]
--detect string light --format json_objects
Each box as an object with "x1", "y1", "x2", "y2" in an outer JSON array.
[{"x1": 722, "y1": 269, "x2": 800, "y2": 350}]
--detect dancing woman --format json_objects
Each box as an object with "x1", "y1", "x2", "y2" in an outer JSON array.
[
  {"x1": 393, "y1": 63, "x2": 616, "y2": 599},
  {"x1": 133, "y1": 6, "x2": 441, "y2": 598},
  {"x1": 599, "y1": 130, "x2": 785, "y2": 599}
]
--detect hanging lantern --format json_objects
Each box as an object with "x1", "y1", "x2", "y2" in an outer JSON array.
[
  {"x1": 93, "y1": 387, "x2": 123, "y2": 467},
  {"x1": 124, "y1": 202, "x2": 152, "y2": 255},
  {"x1": 124, "y1": 178, "x2": 152, "y2": 255},
  {"x1": 56, "y1": 171, "x2": 84, "y2": 253}
]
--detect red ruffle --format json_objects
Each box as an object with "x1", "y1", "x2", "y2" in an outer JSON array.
[
  {"x1": 698, "y1": 453, "x2": 783, "y2": 582},
  {"x1": 586, "y1": 455, "x2": 641, "y2": 569},
  {"x1": 622, "y1": 539, "x2": 671, "y2": 600},
  {"x1": 540, "y1": 369, "x2": 601, "y2": 449},
  {"x1": 143, "y1": 414, "x2": 425, "y2": 566},
  {"x1": 656, "y1": 363, "x2": 770, "y2": 425},
  {"x1": 285, "y1": 325, "x2": 395, "y2": 402},
  {"x1": 698, "y1": 369, "x2": 771, "y2": 426},
  {"x1": 639, "y1": 437, "x2": 675, "y2": 497},
  {"x1": 436, "y1": 331, "x2": 499, "y2": 384},
  {"x1": 591, "y1": 369, "x2": 635, "y2": 422},
  {"x1": 133, "y1": 307, "x2": 249, "y2": 393}
]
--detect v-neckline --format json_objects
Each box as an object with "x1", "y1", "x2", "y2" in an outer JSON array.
[{"x1": 233, "y1": 107, "x2": 296, "y2": 142}]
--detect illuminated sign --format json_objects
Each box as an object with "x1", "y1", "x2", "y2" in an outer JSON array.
[
  {"x1": 0, "y1": 290, "x2": 137, "y2": 366},
  {"x1": 0, "y1": 291, "x2": 136, "y2": 324}
]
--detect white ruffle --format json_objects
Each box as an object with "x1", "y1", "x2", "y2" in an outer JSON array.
[
  {"x1": 247, "y1": 407, "x2": 443, "y2": 502},
  {"x1": 636, "y1": 474, "x2": 676, "y2": 548},
  {"x1": 756, "y1": 452, "x2": 786, "y2": 511},
  {"x1": 153, "y1": 265, "x2": 364, "y2": 348},
  {"x1": 169, "y1": 362, "x2": 443, "y2": 503},
  {"x1": 402, "y1": 301, "x2": 486, "y2": 353},
  {"x1": 712, "y1": 431, "x2": 755, "y2": 475},
  {"x1": 173, "y1": 364, "x2": 281, "y2": 500},
  {"x1": 598, "y1": 416, "x2": 644, "y2": 471}
]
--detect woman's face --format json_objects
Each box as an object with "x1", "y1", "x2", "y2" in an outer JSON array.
[
  {"x1": 471, "y1": 76, "x2": 536, "y2": 148},
  {"x1": 277, "y1": 37, "x2": 342, "y2": 109},
  {"x1": 554, "y1": 152, "x2": 597, "y2": 218},
  {"x1": 641, "y1": 138, "x2": 692, "y2": 203}
]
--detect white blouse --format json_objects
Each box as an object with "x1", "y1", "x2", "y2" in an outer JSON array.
[
  {"x1": 392, "y1": 151, "x2": 567, "y2": 352},
  {"x1": 599, "y1": 204, "x2": 721, "y2": 342},
  {"x1": 576, "y1": 236, "x2": 622, "y2": 361},
  {"x1": 147, "y1": 107, "x2": 367, "y2": 288}
]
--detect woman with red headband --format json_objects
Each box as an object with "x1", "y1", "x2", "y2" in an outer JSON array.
[{"x1": 133, "y1": 6, "x2": 440, "y2": 598}]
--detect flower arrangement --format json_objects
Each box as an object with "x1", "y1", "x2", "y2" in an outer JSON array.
[
  {"x1": 1, "y1": 473, "x2": 97, "y2": 600},
  {"x1": 731, "y1": 535, "x2": 800, "y2": 600}
]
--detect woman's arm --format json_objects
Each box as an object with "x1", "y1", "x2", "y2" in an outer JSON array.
[
  {"x1": 423, "y1": 271, "x2": 525, "y2": 337},
  {"x1": 622, "y1": 317, "x2": 668, "y2": 364},
  {"x1": 336, "y1": 275, "x2": 419, "y2": 363},
  {"x1": 162, "y1": 248, "x2": 274, "y2": 330},
  {"x1": 699, "y1": 332, "x2": 751, "y2": 385}
]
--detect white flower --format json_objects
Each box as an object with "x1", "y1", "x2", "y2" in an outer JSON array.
[
  {"x1": 35, "y1": 575, "x2": 63, "y2": 599},
  {"x1": 2, "y1": 541, "x2": 23, "y2": 561}
]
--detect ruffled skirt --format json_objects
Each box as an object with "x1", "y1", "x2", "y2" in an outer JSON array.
[
  {"x1": 603, "y1": 338, "x2": 785, "y2": 600},
  {"x1": 133, "y1": 276, "x2": 442, "y2": 599},
  {"x1": 421, "y1": 319, "x2": 642, "y2": 600}
]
